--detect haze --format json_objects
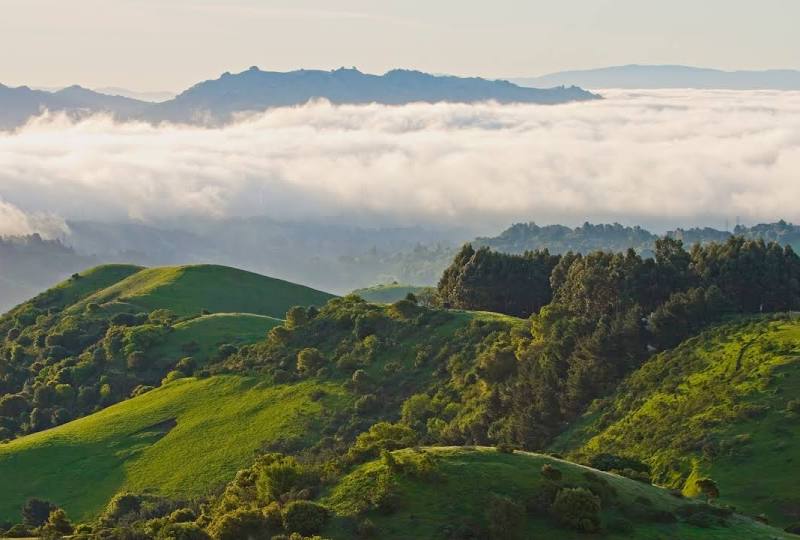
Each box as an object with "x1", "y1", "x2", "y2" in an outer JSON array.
[{"x1": 2, "y1": 0, "x2": 799, "y2": 91}]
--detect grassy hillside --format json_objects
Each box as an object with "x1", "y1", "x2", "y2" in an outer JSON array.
[
  {"x1": 0, "y1": 300, "x2": 523, "y2": 523},
  {"x1": 323, "y1": 447, "x2": 794, "y2": 539},
  {"x1": 0, "y1": 375, "x2": 351, "y2": 522},
  {"x1": 69, "y1": 264, "x2": 334, "y2": 318},
  {"x1": 554, "y1": 315, "x2": 800, "y2": 526},
  {"x1": 147, "y1": 313, "x2": 282, "y2": 367},
  {"x1": 352, "y1": 284, "x2": 434, "y2": 304},
  {"x1": 0, "y1": 264, "x2": 334, "y2": 442}
]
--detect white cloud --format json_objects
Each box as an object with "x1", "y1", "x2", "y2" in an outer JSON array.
[{"x1": 0, "y1": 89, "x2": 799, "y2": 236}]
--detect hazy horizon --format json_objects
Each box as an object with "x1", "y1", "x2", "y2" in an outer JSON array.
[{"x1": 3, "y1": 0, "x2": 799, "y2": 91}]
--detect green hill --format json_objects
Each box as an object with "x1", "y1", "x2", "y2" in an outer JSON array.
[
  {"x1": 322, "y1": 447, "x2": 793, "y2": 539},
  {"x1": 0, "y1": 375, "x2": 350, "y2": 522},
  {"x1": 0, "y1": 299, "x2": 523, "y2": 523},
  {"x1": 554, "y1": 315, "x2": 800, "y2": 526},
  {"x1": 69, "y1": 264, "x2": 334, "y2": 318},
  {"x1": 0, "y1": 264, "x2": 335, "y2": 442}
]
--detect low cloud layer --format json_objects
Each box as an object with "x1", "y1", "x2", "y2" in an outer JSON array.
[{"x1": 1, "y1": 89, "x2": 799, "y2": 238}]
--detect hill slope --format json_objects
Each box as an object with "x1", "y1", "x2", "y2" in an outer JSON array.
[
  {"x1": 322, "y1": 447, "x2": 794, "y2": 539},
  {"x1": 0, "y1": 300, "x2": 522, "y2": 522},
  {"x1": 69, "y1": 264, "x2": 334, "y2": 318},
  {"x1": 0, "y1": 375, "x2": 350, "y2": 521},
  {"x1": 554, "y1": 315, "x2": 800, "y2": 526},
  {"x1": 0, "y1": 264, "x2": 333, "y2": 441}
]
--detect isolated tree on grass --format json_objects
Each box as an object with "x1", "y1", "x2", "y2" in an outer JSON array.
[{"x1": 695, "y1": 477, "x2": 720, "y2": 503}]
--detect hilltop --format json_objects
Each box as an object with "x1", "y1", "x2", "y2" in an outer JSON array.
[
  {"x1": 553, "y1": 315, "x2": 800, "y2": 526},
  {"x1": 0, "y1": 264, "x2": 333, "y2": 441}
]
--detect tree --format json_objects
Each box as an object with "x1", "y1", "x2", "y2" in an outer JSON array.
[
  {"x1": 486, "y1": 495, "x2": 524, "y2": 540},
  {"x1": 21, "y1": 498, "x2": 55, "y2": 527},
  {"x1": 550, "y1": 487, "x2": 601, "y2": 532},
  {"x1": 40, "y1": 508, "x2": 73, "y2": 537},
  {"x1": 296, "y1": 348, "x2": 324, "y2": 375},
  {"x1": 695, "y1": 478, "x2": 720, "y2": 502},
  {"x1": 281, "y1": 500, "x2": 328, "y2": 536},
  {"x1": 285, "y1": 306, "x2": 309, "y2": 330}
]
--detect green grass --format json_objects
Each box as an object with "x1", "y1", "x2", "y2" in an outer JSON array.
[
  {"x1": 323, "y1": 447, "x2": 793, "y2": 539},
  {"x1": 555, "y1": 315, "x2": 800, "y2": 526},
  {"x1": 70, "y1": 264, "x2": 335, "y2": 318},
  {"x1": 148, "y1": 313, "x2": 282, "y2": 367},
  {"x1": 0, "y1": 375, "x2": 352, "y2": 522},
  {"x1": 28, "y1": 264, "x2": 144, "y2": 311},
  {"x1": 352, "y1": 284, "x2": 434, "y2": 304}
]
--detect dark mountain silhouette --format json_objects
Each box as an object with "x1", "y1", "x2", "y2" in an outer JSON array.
[
  {"x1": 0, "y1": 68, "x2": 598, "y2": 129},
  {"x1": 0, "y1": 84, "x2": 148, "y2": 128},
  {"x1": 514, "y1": 64, "x2": 800, "y2": 90}
]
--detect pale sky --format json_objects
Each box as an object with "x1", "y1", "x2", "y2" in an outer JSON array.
[{"x1": 3, "y1": 0, "x2": 799, "y2": 92}]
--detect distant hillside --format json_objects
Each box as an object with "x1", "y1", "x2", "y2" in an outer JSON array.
[
  {"x1": 0, "y1": 234, "x2": 96, "y2": 313},
  {"x1": 514, "y1": 64, "x2": 800, "y2": 90},
  {"x1": 0, "y1": 83, "x2": 148, "y2": 128},
  {"x1": 0, "y1": 264, "x2": 333, "y2": 441},
  {"x1": 352, "y1": 283, "x2": 434, "y2": 304},
  {"x1": 554, "y1": 315, "x2": 800, "y2": 526},
  {"x1": 0, "y1": 68, "x2": 598, "y2": 129},
  {"x1": 148, "y1": 67, "x2": 599, "y2": 124}
]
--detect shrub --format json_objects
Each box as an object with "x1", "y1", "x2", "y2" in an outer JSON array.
[
  {"x1": 296, "y1": 348, "x2": 325, "y2": 375},
  {"x1": 157, "y1": 522, "x2": 210, "y2": 540},
  {"x1": 40, "y1": 508, "x2": 73, "y2": 536},
  {"x1": 168, "y1": 508, "x2": 196, "y2": 523},
  {"x1": 354, "y1": 394, "x2": 379, "y2": 415},
  {"x1": 101, "y1": 492, "x2": 142, "y2": 524},
  {"x1": 255, "y1": 454, "x2": 317, "y2": 503},
  {"x1": 281, "y1": 501, "x2": 328, "y2": 536},
  {"x1": 285, "y1": 307, "x2": 309, "y2": 329},
  {"x1": 695, "y1": 477, "x2": 720, "y2": 502},
  {"x1": 21, "y1": 498, "x2": 55, "y2": 527},
  {"x1": 207, "y1": 508, "x2": 268, "y2": 540},
  {"x1": 550, "y1": 487, "x2": 602, "y2": 533},
  {"x1": 348, "y1": 422, "x2": 417, "y2": 461},
  {"x1": 486, "y1": 495, "x2": 524, "y2": 540},
  {"x1": 495, "y1": 442, "x2": 515, "y2": 454},
  {"x1": 540, "y1": 464, "x2": 562, "y2": 481}
]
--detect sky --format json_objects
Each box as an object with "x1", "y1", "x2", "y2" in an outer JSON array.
[
  {"x1": 2, "y1": 0, "x2": 799, "y2": 92},
  {"x1": 1, "y1": 89, "x2": 799, "y2": 237}
]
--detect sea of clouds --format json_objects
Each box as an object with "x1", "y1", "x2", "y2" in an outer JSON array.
[{"x1": 1, "y1": 89, "x2": 799, "y2": 238}]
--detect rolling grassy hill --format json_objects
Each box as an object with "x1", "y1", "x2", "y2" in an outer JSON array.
[
  {"x1": 322, "y1": 447, "x2": 795, "y2": 539},
  {"x1": 0, "y1": 263, "x2": 335, "y2": 442},
  {"x1": 68, "y1": 264, "x2": 334, "y2": 318},
  {"x1": 0, "y1": 301, "x2": 523, "y2": 524},
  {"x1": 553, "y1": 315, "x2": 800, "y2": 526},
  {"x1": 146, "y1": 313, "x2": 282, "y2": 368},
  {"x1": 0, "y1": 375, "x2": 350, "y2": 522}
]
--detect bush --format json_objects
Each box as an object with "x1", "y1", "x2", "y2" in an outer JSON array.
[
  {"x1": 540, "y1": 464, "x2": 562, "y2": 481},
  {"x1": 486, "y1": 495, "x2": 524, "y2": 540},
  {"x1": 354, "y1": 394, "x2": 379, "y2": 415},
  {"x1": 157, "y1": 522, "x2": 210, "y2": 540},
  {"x1": 296, "y1": 348, "x2": 325, "y2": 376},
  {"x1": 207, "y1": 508, "x2": 268, "y2": 540},
  {"x1": 550, "y1": 487, "x2": 602, "y2": 533},
  {"x1": 101, "y1": 492, "x2": 142, "y2": 524},
  {"x1": 255, "y1": 454, "x2": 317, "y2": 503},
  {"x1": 41, "y1": 508, "x2": 74, "y2": 536},
  {"x1": 357, "y1": 518, "x2": 378, "y2": 539},
  {"x1": 168, "y1": 508, "x2": 196, "y2": 523},
  {"x1": 281, "y1": 501, "x2": 328, "y2": 536},
  {"x1": 22, "y1": 498, "x2": 55, "y2": 527}
]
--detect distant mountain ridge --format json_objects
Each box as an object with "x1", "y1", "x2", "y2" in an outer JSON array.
[
  {"x1": 0, "y1": 67, "x2": 598, "y2": 129},
  {"x1": 514, "y1": 64, "x2": 800, "y2": 90}
]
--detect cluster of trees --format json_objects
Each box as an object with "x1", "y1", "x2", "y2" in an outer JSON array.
[{"x1": 0, "y1": 287, "x2": 219, "y2": 441}]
